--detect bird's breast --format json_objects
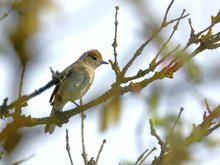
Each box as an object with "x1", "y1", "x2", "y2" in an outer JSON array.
[{"x1": 60, "y1": 66, "x2": 95, "y2": 103}]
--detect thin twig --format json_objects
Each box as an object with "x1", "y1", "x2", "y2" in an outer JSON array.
[
  {"x1": 18, "y1": 64, "x2": 26, "y2": 98},
  {"x1": 87, "y1": 157, "x2": 95, "y2": 165},
  {"x1": 209, "y1": 122, "x2": 220, "y2": 133},
  {"x1": 185, "y1": 105, "x2": 220, "y2": 145},
  {"x1": 138, "y1": 147, "x2": 157, "y2": 165},
  {"x1": 124, "y1": 44, "x2": 180, "y2": 83},
  {"x1": 0, "y1": 0, "x2": 18, "y2": 21},
  {"x1": 166, "y1": 13, "x2": 189, "y2": 25},
  {"x1": 187, "y1": 11, "x2": 220, "y2": 46},
  {"x1": 80, "y1": 98, "x2": 88, "y2": 165},
  {"x1": 12, "y1": 154, "x2": 35, "y2": 165},
  {"x1": 66, "y1": 129, "x2": 74, "y2": 165},
  {"x1": 95, "y1": 139, "x2": 106, "y2": 164},
  {"x1": 0, "y1": 72, "x2": 58, "y2": 116},
  {"x1": 120, "y1": 0, "x2": 188, "y2": 77},
  {"x1": 120, "y1": 29, "x2": 160, "y2": 77},
  {"x1": 167, "y1": 19, "x2": 220, "y2": 72},
  {"x1": 167, "y1": 9, "x2": 186, "y2": 43},
  {"x1": 205, "y1": 99, "x2": 212, "y2": 113},
  {"x1": 14, "y1": 64, "x2": 26, "y2": 116},
  {"x1": 162, "y1": 0, "x2": 175, "y2": 24},
  {"x1": 112, "y1": 6, "x2": 119, "y2": 63},
  {"x1": 155, "y1": 44, "x2": 180, "y2": 67},
  {"x1": 135, "y1": 148, "x2": 149, "y2": 165},
  {"x1": 0, "y1": 1, "x2": 219, "y2": 147},
  {"x1": 110, "y1": 5, "x2": 121, "y2": 79},
  {"x1": 154, "y1": 9, "x2": 187, "y2": 70},
  {"x1": 123, "y1": 9, "x2": 187, "y2": 84},
  {"x1": 149, "y1": 119, "x2": 167, "y2": 160},
  {"x1": 167, "y1": 107, "x2": 184, "y2": 140}
]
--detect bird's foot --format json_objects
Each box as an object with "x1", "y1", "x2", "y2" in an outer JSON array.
[{"x1": 54, "y1": 111, "x2": 69, "y2": 126}]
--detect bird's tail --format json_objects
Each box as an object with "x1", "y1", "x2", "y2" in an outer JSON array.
[{"x1": 44, "y1": 98, "x2": 63, "y2": 134}]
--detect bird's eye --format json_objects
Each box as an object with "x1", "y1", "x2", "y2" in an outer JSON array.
[{"x1": 91, "y1": 56, "x2": 97, "y2": 60}]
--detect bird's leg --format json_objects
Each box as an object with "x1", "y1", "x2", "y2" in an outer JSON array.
[
  {"x1": 71, "y1": 98, "x2": 83, "y2": 107},
  {"x1": 72, "y1": 101, "x2": 80, "y2": 107},
  {"x1": 80, "y1": 98, "x2": 83, "y2": 106}
]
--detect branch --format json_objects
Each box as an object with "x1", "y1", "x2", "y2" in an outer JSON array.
[
  {"x1": 123, "y1": 8, "x2": 187, "y2": 84},
  {"x1": 14, "y1": 64, "x2": 26, "y2": 116},
  {"x1": 80, "y1": 105, "x2": 88, "y2": 165},
  {"x1": 187, "y1": 10, "x2": 220, "y2": 46},
  {"x1": 185, "y1": 104, "x2": 220, "y2": 145},
  {"x1": 12, "y1": 154, "x2": 35, "y2": 165},
  {"x1": 0, "y1": 69, "x2": 61, "y2": 118},
  {"x1": 0, "y1": 0, "x2": 18, "y2": 21},
  {"x1": 0, "y1": 78, "x2": 150, "y2": 142},
  {"x1": 151, "y1": 107, "x2": 185, "y2": 164},
  {"x1": 110, "y1": 6, "x2": 121, "y2": 79},
  {"x1": 149, "y1": 119, "x2": 168, "y2": 163},
  {"x1": 167, "y1": 107, "x2": 184, "y2": 141},
  {"x1": 66, "y1": 129, "x2": 74, "y2": 165},
  {"x1": 120, "y1": 0, "x2": 189, "y2": 77},
  {"x1": 95, "y1": 139, "x2": 106, "y2": 164},
  {"x1": 151, "y1": 103, "x2": 220, "y2": 164},
  {"x1": 0, "y1": 0, "x2": 220, "y2": 146},
  {"x1": 135, "y1": 147, "x2": 157, "y2": 165}
]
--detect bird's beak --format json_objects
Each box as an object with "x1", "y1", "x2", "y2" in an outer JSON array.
[{"x1": 101, "y1": 60, "x2": 108, "y2": 65}]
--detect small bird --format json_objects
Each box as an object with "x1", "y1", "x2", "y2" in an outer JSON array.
[{"x1": 45, "y1": 49, "x2": 108, "y2": 134}]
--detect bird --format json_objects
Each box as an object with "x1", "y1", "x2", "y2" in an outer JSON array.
[{"x1": 45, "y1": 49, "x2": 108, "y2": 134}]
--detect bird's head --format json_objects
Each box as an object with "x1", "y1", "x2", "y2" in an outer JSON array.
[{"x1": 79, "y1": 49, "x2": 108, "y2": 69}]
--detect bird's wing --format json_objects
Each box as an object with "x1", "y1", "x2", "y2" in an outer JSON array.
[
  {"x1": 49, "y1": 84, "x2": 60, "y2": 103},
  {"x1": 49, "y1": 65, "x2": 85, "y2": 103}
]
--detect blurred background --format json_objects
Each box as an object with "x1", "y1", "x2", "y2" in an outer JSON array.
[{"x1": 0, "y1": 0, "x2": 220, "y2": 164}]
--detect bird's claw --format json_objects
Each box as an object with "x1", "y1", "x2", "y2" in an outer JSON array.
[{"x1": 54, "y1": 111, "x2": 69, "y2": 126}]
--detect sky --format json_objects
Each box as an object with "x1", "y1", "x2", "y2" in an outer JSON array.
[{"x1": 0, "y1": 0, "x2": 220, "y2": 164}]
